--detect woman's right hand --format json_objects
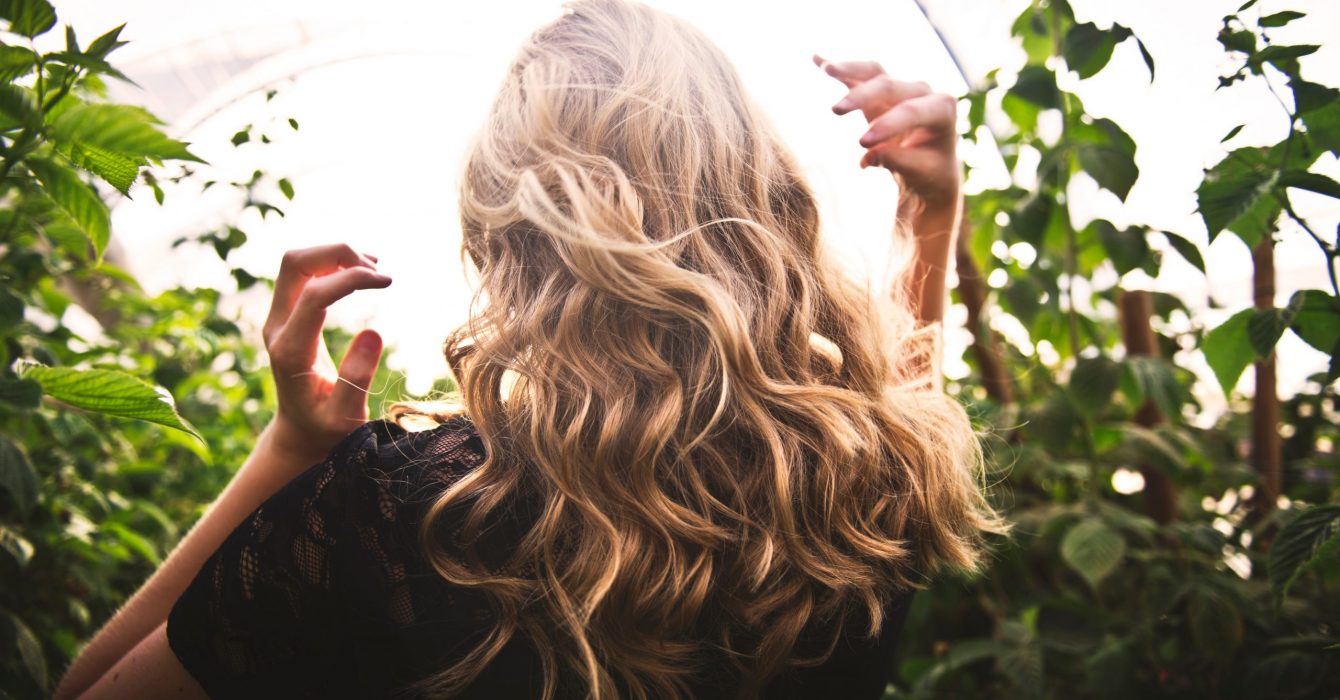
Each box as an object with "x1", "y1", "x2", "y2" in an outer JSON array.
[{"x1": 261, "y1": 243, "x2": 392, "y2": 470}]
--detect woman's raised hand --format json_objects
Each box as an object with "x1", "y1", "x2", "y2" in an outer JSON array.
[
  {"x1": 261, "y1": 244, "x2": 392, "y2": 465},
  {"x1": 816, "y1": 55, "x2": 961, "y2": 211}
]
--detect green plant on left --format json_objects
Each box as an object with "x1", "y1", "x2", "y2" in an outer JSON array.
[{"x1": 0, "y1": 1, "x2": 290, "y2": 695}]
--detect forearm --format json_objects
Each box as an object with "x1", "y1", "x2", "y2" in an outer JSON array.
[
  {"x1": 54, "y1": 421, "x2": 324, "y2": 699},
  {"x1": 900, "y1": 194, "x2": 961, "y2": 324}
]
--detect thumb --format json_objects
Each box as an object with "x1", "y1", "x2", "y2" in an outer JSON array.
[{"x1": 331, "y1": 329, "x2": 383, "y2": 423}]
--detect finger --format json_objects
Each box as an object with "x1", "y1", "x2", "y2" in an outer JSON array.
[
  {"x1": 330, "y1": 329, "x2": 383, "y2": 423},
  {"x1": 833, "y1": 77, "x2": 932, "y2": 117},
  {"x1": 858, "y1": 94, "x2": 957, "y2": 148},
  {"x1": 815, "y1": 56, "x2": 886, "y2": 88},
  {"x1": 269, "y1": 267, "x2": 392, "y2": 368},
  {"x1": 265, "y1": 244, "x2": 379, "y2": 340}
]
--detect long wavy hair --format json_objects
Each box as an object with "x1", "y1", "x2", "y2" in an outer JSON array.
[{"x1": 398, "y1": 1, "x2": 1000, "y2": 696}]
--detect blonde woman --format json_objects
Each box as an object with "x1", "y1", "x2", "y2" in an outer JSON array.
[{"x1": 56, "y1": 1, "x2": 999, "y2": 697}]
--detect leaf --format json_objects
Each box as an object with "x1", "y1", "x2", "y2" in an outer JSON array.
[
  {"x1": 85, "y1": 23, "x2": 128, "y2": 60},
  {"x1": 1095, "y1": 221, "x2": 1148, "y2": 275},
  {"x1": 288, "y1": 117, "x2": 300, "y2": 130},
  {"x1": 1287, "y1": 289, "x2": 1340, "y2": 354},
  {"x1": 0, "y1": 378, "x2": 41, "y2": 408},
  {"x1": 1250, "y1": 44, "x2": 1319, "y2": 74},
  {"x1": 1063, "y1": 22, "x2": 1118, "y2": 79},
  {"x1": 65, "y1": 142, "x2": 141, "y2": 196},
  {"x1": 1161, "y1": 231, "x2": 1205, "y2": 273},
  {"x1": 0, "y1": 0, "x2": 56, "y2": 38},
  {"x1": 1069, "y1": 355, "x2": 1121, "y2": 416},
  {"x1": 278, "y1": 177, "x2": 295, "y2": 200},
  {"x1": 15, "y1": 362, "x2": 203, "y2": 442},
  {"x1": 1259, "y1": 10, "x2": 1305, "y2": 27},
  {"x1": 0, "y1": 611, "x2": 47, "y2": 689},
  {"x1": 1188, "y1": 588, "x2": 1243, "y2": 662},
  {"x1": 1269, "y1": 504, "x2": 1340, "y2": 603},
  {"x1": 1197, "y1": 147, "x2": 1280, "y2": 247},
  {"x1": 1011, "y1": 65, "x2": 1060, "y2": 110},
  {"x1": 1300, "y1": 100, "x2": 1340, "y2": 158},
  {"x1": 0, "y1": 526, "x2": 33, "y2": 568},
  {"x1": 0, "y1": 83, "x2": 39, "y2": 128},
  {"x1": 1203, "y1": 309, "x2": 1255, "y2": 398},
  {"x1": 0, "y1": 286, "x2": 22, "y2": 329},
  {"x1": 1247, "y1": 295, "x2": 1304, "y2": 357},
  {"x1": 49, "y1": 103, "x2": 203, "y2": 163},
  {"x1": 27, "y1": 157, "x2": 110, "y2": 263},
  {"x1": 43, "y1": 50, "x2": 135, "y2": 85},
  {"x1": 0, "y1": 435, "x2": 37, "y2": 517},
  {"x1": 1060, "y1": 519, "x2": 1126, "y2": 589},
  {"x1": 1135, "y1": 37, "x2": 1155, "y2": 82},
  {"x1": 1078, "y1": 144, "x2": 1138, "y2": 201},
  {"x1": 0, "y1": 44, "x2": 37, "y2": 81},
  {"x1": 1279, "y1": 170, "x2": 1340, "y2": 199}
]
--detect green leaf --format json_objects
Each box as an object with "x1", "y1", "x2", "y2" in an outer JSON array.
[
  {"x1": 0, "y1": 435, "x2": 37, "y2": 517},
  {"x1": 27, "y1": 157, "x2": 110, "y2": 263},
  {"x1": 1135, "y1": 37, "x2": 1155, "y2": 82},
  {"x1": 0, "y1": 0, "x2": 55, "y2": 38},
  {"x1": 1188, "y1": 588, "x2": 1242, "y2": 662},
  {"x1": 1063, "y1": 22, "x2": 1120, "y2": 79},
  {"x1": 1161, "y1": 231, "x2": 1205, "y2": 273},
  {"x1": 278, "y1": 177, "x2": 295, "y2": 200},
  {"x1": 0, "y1": 286, "x2": 22, "y2": 329},
  {"x1": 85, "y1": 23, "x2": 128, "y2": 60},
  {"x1": 1270, "y1": 505, "x2": 1340, "y2": 604},
  {"x1": 1220, "y1": 124, "x2": 1245, "y2": 143},
  {"x1": 288, "y1": 117, "x2": 300, "y2": 131},
  {"x1": 1094, "y1": 221, "x2": 1148, "y2": 275},
  {"x1": 1069, "y1": 355, "x2": 1121, "y2": 416},
  {"x1": 49, "y1": 103, "x2": 203, "y2": 163},
  {"x1": 0, "y1": 83, "x2": 39, "y2": 128},
  {"x1": 65, "y1": 142, "x2": 141, "y2": 196},
  {"x1": 1288, "y1": 289, "x2": 1340, "y2": 354},
  {"x1": 1011, "y1": 65, "x2": 1060, "y2": 109},
  {"x1": 1121, "y1": 356, "x2": 1182, "y2": 418},
  {"x1": 0, "y1": 611, "x2": 47, "y2": 689},
  {"x1": 1247, "y1": 295, "x2": 1304, "y2": 357},
  {"x1": 0, "y1": 44, "x2": 37, "y2": 81},
  {"x1": 1078, "y1": 144, "x2": 1138, "y2": 201},
  {"x1": 1060, "y1": 519, "x2": 1125, "y2": 589},
  {"x1": 1279, "y1": 170, "x2": 1340, "y2": 199},
  {"x1": 1259, "y1": 10, "x2": 1305, "y2": 27},
  {"x1": 1197, "y1": 147, "x2": 1280, "y2": 247},
  {"x1": 1250, "y1": 44, "x2": 1319, "y2": 75},
  {"x1": 43, "y1": 50, "x2": 135, "y2": 85},
  {"x1": 1117, "y1": 425, "x2": 1188, "y2": 477},
  {"x1": 15, "y1": 361, "x2": 203, "y2": 442},
  {"x1": 1203, "y1": 309, "x2": 1255, "y2": 398},
  {"x1": 1299, "y1": 97, "x2": 1340, "y2": 158}
]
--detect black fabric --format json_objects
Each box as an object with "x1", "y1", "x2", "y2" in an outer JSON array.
[{"x1": 167, "y1": 417, "x2": 913, "y2": 698}]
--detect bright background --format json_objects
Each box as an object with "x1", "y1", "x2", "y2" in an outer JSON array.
[{"x1": 48, "y1": 0, "x2": 1340, "y2": 405}]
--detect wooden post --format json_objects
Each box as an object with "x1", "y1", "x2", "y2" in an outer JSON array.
[
  {"x1": 1118, "y1": 290, "x2": 1179, "y2": 524},
  {"x1": 955, "y1": 215, "x2": 1014, "y2": 405},
  {"x1": 1252, "y1": 239, "x2": 1281, "y2": 512}
]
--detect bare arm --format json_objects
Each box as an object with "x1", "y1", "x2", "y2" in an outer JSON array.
[{"x1": 54, "y1": 244, "x2": 391, "y2": 699}]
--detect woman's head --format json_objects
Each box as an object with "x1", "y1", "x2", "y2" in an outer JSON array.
[{"x1": 413, "y1": 1, "x2": 1000, "y2": 697}]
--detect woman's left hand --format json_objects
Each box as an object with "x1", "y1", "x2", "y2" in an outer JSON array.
[
  {"x1": 261, "y1": 244, "x2": 392, "y2": 467},
  {"x1": 815, "y1": 55, "x2": 961, "y2": 211}
]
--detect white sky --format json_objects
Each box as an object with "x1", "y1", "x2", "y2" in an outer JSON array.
[{"x1": 50, "y1": 0, "x2": 1340, "y2": 407}]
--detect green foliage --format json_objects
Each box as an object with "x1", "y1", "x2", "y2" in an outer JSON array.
[{"x1": 16, "y1": 362, "x2": 201, "y2": 442}]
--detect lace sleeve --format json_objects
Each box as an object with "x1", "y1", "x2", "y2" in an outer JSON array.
[{"x1": 165, "y1": 422, "x2": 408, "y2": 697}]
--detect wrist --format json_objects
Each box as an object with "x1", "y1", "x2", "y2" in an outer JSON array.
[{"x1": 264, "y1": 416, "x2": 330, "y2": 473}]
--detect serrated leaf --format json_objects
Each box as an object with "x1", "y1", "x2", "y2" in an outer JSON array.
[
  {"x1": 86, "y1": 23, "x2": 128, "y2": 60},
  {"x1": 1270, "y1": 505, "x2": 1340, "y2": 604},
  {"x1": 1078, "y1": 144, "x2": 1138, "y2": 201},
  {"x1": 1069, "y1": 355, "x2": 1121, "y2": 416},
  {"x1": 1247, "y1": 296, "x2": 1303, "y2": 357},
  {"x1": 0, "y1": 44, "x2": 37, "y2": 81},
  {"x1": 0, "y1": 0, "x2": 56, "y2": 38},
  {"x1": 1197, "y1": 147, "x2": 1280, "y2": 247},
  {"x1": 1060, "y1": 519, "x2": 1125, "y2": 589},
  {"x1": 27, "y1": 157, "x2": 109, "y2": 263},
  {"x1": 1288, "y1": 289, "x2": 1340, "y2": 354},
  {"x1": 1203, "y1": 309, "x2": 1255, "y2": 398},
  {"x1": 0, "y1": 435, "x2": 37, "y2": 517},
  {"x1": 66, "y1": 142, "x2": 141, "y2": 195},
  {"x1": 1161, "y1": 231, "x2": 1205, "y2": 273},
  {"x1": 43, "y1": 50, "x2": 135, "y2": 85},
  {"x1": 49, "y1": 103, "x2": 203, "y2": 163},
  {"x1": 15, "y1": 361, "x2": 203, "y2": 442},
  {"x1": 0, "y1": 83, "x2": 39, "y2": 128}
]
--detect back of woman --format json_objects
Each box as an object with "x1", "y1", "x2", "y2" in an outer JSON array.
[{"x1": 54, "y1": 1, "x2": 1000, "y2": 698}]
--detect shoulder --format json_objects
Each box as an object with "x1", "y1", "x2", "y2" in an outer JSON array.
[{"x1": 328, "y1": 414, "x2": 486, "y2": 496}]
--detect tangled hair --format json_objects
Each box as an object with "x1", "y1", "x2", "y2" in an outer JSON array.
[{"x1": 400, "y1": 0, "x2": 1001, "y2": 696}]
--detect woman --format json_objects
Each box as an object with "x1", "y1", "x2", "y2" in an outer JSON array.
[{"x1": 55, "y1": 0, "x2": 998, "y2": 697}]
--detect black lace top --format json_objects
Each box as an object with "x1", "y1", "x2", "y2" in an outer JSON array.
[{"x1": 167, "y1": 417, "x2": 912, "y2": 698}]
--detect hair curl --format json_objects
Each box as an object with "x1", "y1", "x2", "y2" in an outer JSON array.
[{"x1": 397, "y1": 1, "x2": 1001, "y2": 696}]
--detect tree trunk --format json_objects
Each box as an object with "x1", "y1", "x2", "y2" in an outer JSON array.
[
  {"x1": 1118, "y1": 290, "x2": 1179, "y2": 524},
  {"x1": 1252, "y1": 239, "x2": 1281, "y2": 513},
  {"x1": 955, "y1": 215, "x2": 1014, "y2": 405}
]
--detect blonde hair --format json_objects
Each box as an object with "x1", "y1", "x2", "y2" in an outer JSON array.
[{"x1": 399, "y1": 1, "x2": 1000, "y2": 696}]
